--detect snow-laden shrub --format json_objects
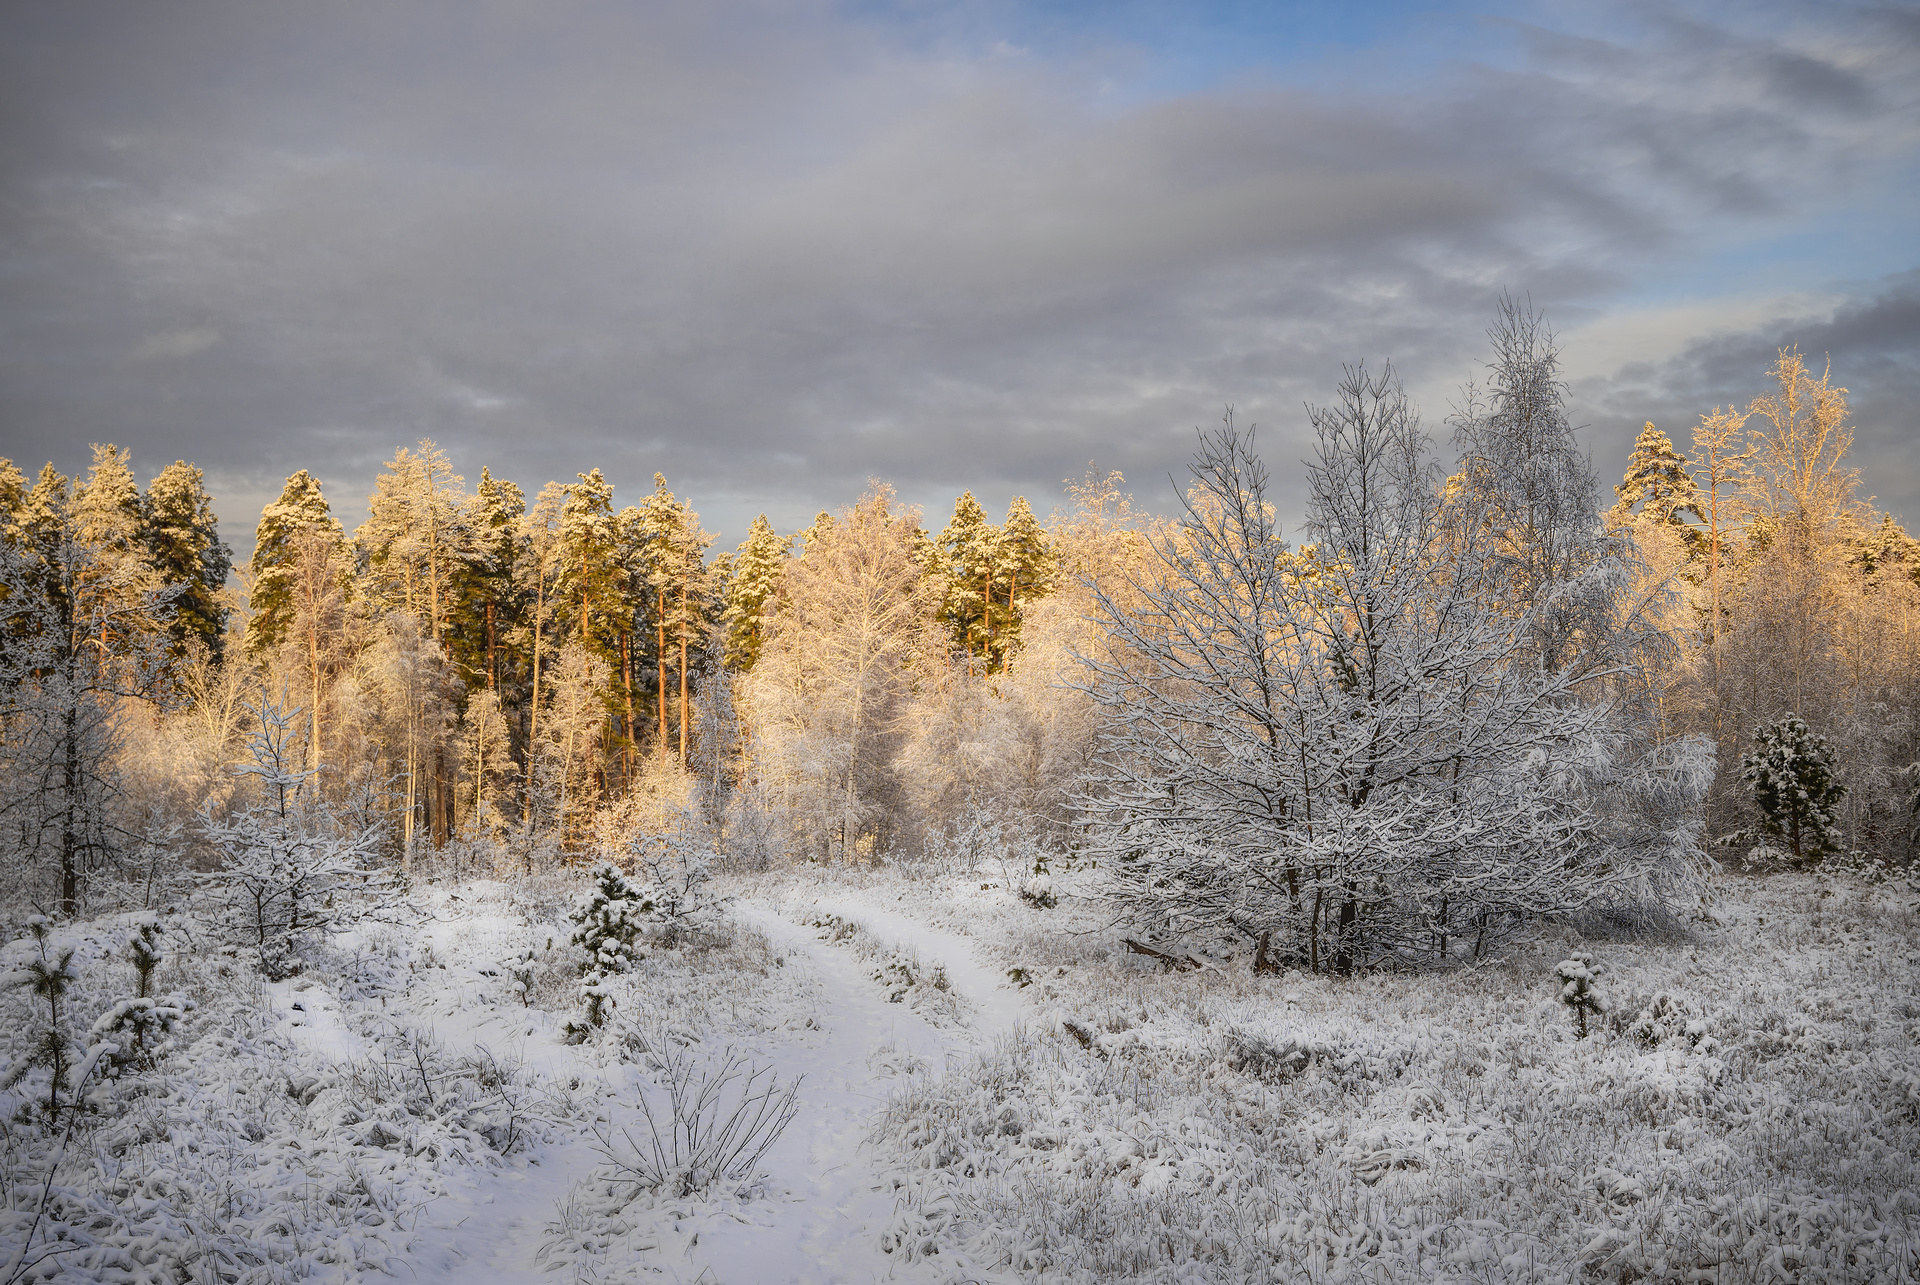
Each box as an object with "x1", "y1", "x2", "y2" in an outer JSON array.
[
  {"x1": 625, "y1": 814, "x2": 729, "y2": 946},
  {"x1": 1018, "y1": 873, "x2": 1058, "y2": 909},
  {"x1": 570, "y1": 862, "x2": 645, "y2": 977},
  {"x1": 86, "y1": 993, "x2": 192, "y2": 1079},
  {"x1": 919, "y1": 800, "x2": 1054, "y2": 887},
  {"x1": 1623, "y1": 991, "x2": 1718, "y2": 1054},
  {"x1": 0, "y1": 918, "x2": 85, "y2": 1120},
  {"x1": 1554, "y1": 953, "x2": 1607, "y2": 1037},
  {"x1": 326, "y1": 1025, "x2": 545, "y2": 1160},
  {"x1": 1224, "y1": 1028, "x2": 1315, "y2": 1082},
  {"x1": 505, "y1": 945, "x2": 537, "y2": 1007},
  {"x1": 1742, "y1": 714, "x2": 1845, "y2": 864},
  {"x1": 591, "y1": 1046, "x2": 800, "y2": 1199},
  {"x1": 569, "y1": 863, "x2": 644, "y2": 1032},
  {"x1": 199, "y1": 689, "x2": 386, "y2": 978}
]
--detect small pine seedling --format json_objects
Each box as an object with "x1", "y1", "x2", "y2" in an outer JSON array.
[
  {"x1": 1, "y1": 918, "x2": 82, "y2": 1120},
  {"x1": 507, "y1": 946, "x2": 538, "y2": 1007},
  {"x1": 127, "y1": 913, "x2": 165, "y2": 998},
  {"x1": 1553, "y1": 953, "x2": 1606, "y2": 1038}
]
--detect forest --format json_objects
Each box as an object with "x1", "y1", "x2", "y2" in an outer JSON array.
[{"x1": 2, "y1": 304, "x2": 1916, "y2": 1282}]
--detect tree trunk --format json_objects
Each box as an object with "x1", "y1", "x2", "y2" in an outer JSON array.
[
  {"x1": 679, "y1": 582, "x2": 690, "y2": 766},
  {"x1": 657, "y1": 586, "x2": 668, "y2": 753}
]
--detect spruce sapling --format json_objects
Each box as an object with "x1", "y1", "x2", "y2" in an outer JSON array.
[
  {"x1": 568, "y1": 863, "x2": 644, "y2": 1035},
  {"x1": 126, "y1": 912, "x2": 164, "y2": 998},
  {"x1": 1741, "y1": 715, "x2": 1845, "y2": 864},
  {"x1": 1, "y1": 919, "x2": 82, "y2": 1120},
  {"x1": 1553, "y1": 953, "x2": 1606, "y2": 1038}
]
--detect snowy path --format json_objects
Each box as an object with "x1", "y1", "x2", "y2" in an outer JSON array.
[{"x1": 402, "y1": 892, "x2": 1027, "y2": 1285}]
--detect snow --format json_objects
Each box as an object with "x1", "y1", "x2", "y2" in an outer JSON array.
[{"x1": 6, "y1": 868, "x2": 1917, "y2": 1284}]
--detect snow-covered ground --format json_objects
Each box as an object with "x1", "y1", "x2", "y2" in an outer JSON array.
[{"x1": 4, "y1": 868, "x2": 1916, "y2": 1283}]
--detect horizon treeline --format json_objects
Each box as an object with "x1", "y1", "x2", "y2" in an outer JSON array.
[{"x1": 1, "y1": 322, "x2": 1916, "y2": 943}]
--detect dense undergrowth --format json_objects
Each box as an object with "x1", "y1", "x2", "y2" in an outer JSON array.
[
  {"x1": 863, "y1": 870, "x2": 1920, "y2": 1283},
  {"x1": 2, "y1": 867, "x2": 1914, "y2": 1284}
]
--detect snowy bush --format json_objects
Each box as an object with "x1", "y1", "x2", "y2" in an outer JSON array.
[
  {"x1": 590, "y1": 1046, "x2": 801, "y2": 1200},
  {"x1": 86, "y1": 993, "x2": 192, "y2": 1079},
  {"x1": 1742, "y1": 714, "x2": 1846, "y2": 864},
  {"x1": 1081, "y1": 363, "x2": 1701, "y2": 975},
  {"x1": 569, "y1": 862, "x2": 644, "y2": 1032},
  {"x1": 625, "y1": 813, "x2": 729, "y2": 946},
  {"x1": 198, "y1": 689, "x2": 384, "y2": 978},
  {"x1": 1553, "y1": 952, "x2": 1607, "y2": 1037}
]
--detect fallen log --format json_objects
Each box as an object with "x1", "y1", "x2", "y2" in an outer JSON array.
[{"x1": 1123, "y1": 938, "x2": 1203, "y2": 972}]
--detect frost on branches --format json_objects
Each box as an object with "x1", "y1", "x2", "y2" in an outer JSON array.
[
  {"x1": 1740, "y1": 714, "x2": 1845, "y2": 865},
  {"x1": 1080, "y1": 349, "x2": 1711, "y2": 975},
  {"x1": 197, "y1": 688, "x2": 385, "y2": 979}
]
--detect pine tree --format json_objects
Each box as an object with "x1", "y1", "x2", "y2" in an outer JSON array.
[
  {"x1": 0, "y1": 458, "x2": 25, "y2": 527},
  {"x1": 1612, "y1": 422, "x2": 1701, "y2": 526},
  {"x1": 1741, "y1": 714, "x2": 1844, "y2": 863},
  {"x1": 449, "y1": 467, "x2": 528, "y2": 693},
  {"x1": 568, "y1": 861, "x2": 644, "y2": 1030},
  {"x1": 357, "y1": 441, "x2": 467, "y2": 644},
  {"x1": 936, "y1": 492, "x2": 998, "y2": 666},
  {"x1": 633, "y1": 475, "x2": 713, "y2": 763},
  {"x1": 558, "y1": 469, "x2": 622, "y2": 657},
  {"x1": 993, "y1": 496, "x2": 1056, "y2": 665},
  {"x1": 799, "y1": 511, "x2": 835, "y2": 554},
  {"x1": 723, "y1": 515, "x2": 790, "y2": 672},
  {"x1": 142, "y1": 460, "x2": 232, "y2": 666},
  {"x1": 247, "y1": 470, "x2": 346, "y2": 657},
  {"x1": 0, "y1": 476, "x2": 175, "y2": 914},
  {"x1": 73, "y1": 444, "x2": 164, "y2": 646}
]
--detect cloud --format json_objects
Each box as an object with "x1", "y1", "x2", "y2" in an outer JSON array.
[
  {"x1": 0, "y1": 0, "x2": 1914, "y2": 546},
  {"x1": 131, "y1": 327, "x2": 221, "y2": 361},
  {"x1": 1571, "y1": 270, "x2": 1920, "y2": 522}
]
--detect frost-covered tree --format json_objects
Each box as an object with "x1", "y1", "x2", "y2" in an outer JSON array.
[
  {"x1": 722, "y1": 515, "x2": 790, "y2": 672},
  {"x1": 626, "y1": 814, "x2": 728, "y2": 946},
  {"x1": 462, "y1": 686, "x2": 517, "y2": 838},
  {"x1": 536, "y1": 640, "x2": 609, "y2": 845},
  {"x1": 1082, "y1": 369, "x2": 1706, "y2": 974},
  {"x1": 1741, "y1": 715, "x2": 1844, "y2": 863},
  {"x1": 199, "y1": 688, "x2": 380, "y2": 977},
  {"x1": 357, "y1": 613, "x2": 458, "y2": 857},
  {"x1": 518, "y1": 480, "x2": 569, "y2": 789},
  {"x1": 1611, "y1": 423, "x2": 1700, "y2": 528},
  {"x1": 142, "y1": 459, "x2": 232, "y2": 666},
  {"x1": 246, "y1": 470, "x2": 345, "y2": 658},
  {"x1": 0, "y1": 478, "x2": 178, "y2": 915},
  {"x1": 742, "y1": 486, "x2": 940, "y2": 862},
  {"x1": 357, "y1": 440, "x2": 468, "y2": 644}
]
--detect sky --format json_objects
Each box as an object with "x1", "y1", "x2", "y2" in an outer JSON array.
[{"x1": 1, "y1": 0, "x2": 1916, "y2": 552}]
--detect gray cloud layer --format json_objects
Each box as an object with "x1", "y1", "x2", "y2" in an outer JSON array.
[{"x1": 1, "y1": 0, "x2": 1915, "y2": 547}]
